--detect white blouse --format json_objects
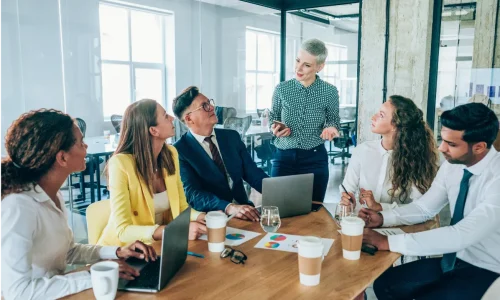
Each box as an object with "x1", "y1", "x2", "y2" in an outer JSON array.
[
  {"x1": 341, "y1": 139, "x2": 423, "y2": 210},
  {"x1": 154, "y1": 191, "x2": 170, "y2": 225},
  {"x1": 1, "y1": 186, "x2": 118, "y2": 300}
]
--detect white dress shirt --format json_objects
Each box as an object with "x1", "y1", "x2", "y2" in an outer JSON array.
[
  {"x1": 1, "y1": 186, "x2": 119, "y2": 300},
  {"x1": 382, "y1": 148, "x2": 500, "y2": 274},
  {"x1": 482, "y1": 277, "x2": 500, "y2": 300},
  {"x1": 153, "y1": 191, "x2": 170, "y2": 225},
  {"x1": 341, "y1": 140, "x2": 423, "y2": 210},
  {"x1": 190, "y1": 129, "x2": 220, "y2": 160}
]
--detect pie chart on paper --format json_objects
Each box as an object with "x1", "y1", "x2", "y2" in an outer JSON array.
[
  {"x1": 226, "y1": 233, "x2": 245, "y2": 240},
  {"x1": 270, "y1": 234, "x2": 287, "y2": 241},
  {"x1": 264, "y1": 242, "x2": 280, "y2": 248}
]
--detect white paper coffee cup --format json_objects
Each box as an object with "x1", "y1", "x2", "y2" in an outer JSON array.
[
  {"x1": 205, "y1": 211, "x2": 227, "y2": 252},
  {"x1": 297, "y1": 236, "x2": 324, "y2": 286},
  {"x1": 91, "y1": 261, "x2": 119, "y2": 300},
  {"x1": 341, "y1": 216, "x2": 365, "y2": 260}
]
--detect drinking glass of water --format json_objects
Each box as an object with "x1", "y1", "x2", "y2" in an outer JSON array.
[
  {"x1": 260, "y1": 206, "x2": 281, "y2": 233},
  {"x1": 335, "y1": 203, "x2": 354, "y2": 228}
]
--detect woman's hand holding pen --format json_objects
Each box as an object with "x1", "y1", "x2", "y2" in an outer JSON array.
[{"x1": 340, "y1": 191, "x2": 356, "y2": 208}]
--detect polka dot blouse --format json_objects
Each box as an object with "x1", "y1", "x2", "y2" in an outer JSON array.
[{"x1": 269, "y1": 75, "x2": 340, "y2": 150}]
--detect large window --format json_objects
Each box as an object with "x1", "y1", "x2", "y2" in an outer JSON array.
[
  {"x1": 322, "y1": 44, "x2": 356, "y2": 106},
  {"x1": 99, "y1": 3, "x2": 168, "y2": 118},
  {"x1": 245, "y1": 28, "x2": 281, "y2": 113}
]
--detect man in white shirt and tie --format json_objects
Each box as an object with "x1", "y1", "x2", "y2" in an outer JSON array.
[{"x1": 360, "y1": 103, "x2": 500, "y2": 299}]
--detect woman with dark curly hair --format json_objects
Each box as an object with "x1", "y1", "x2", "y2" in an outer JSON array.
[
  {"x1": 339, "y1": 95, "x2": 439, "y2": 211},
  {"x1": 1, "y1": 109, "x2": 156, "y2": 300}
]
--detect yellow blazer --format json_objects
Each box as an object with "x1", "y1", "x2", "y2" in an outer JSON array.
[{"x1": 97, "y1": 145, "x2": 199, "y2": 246}]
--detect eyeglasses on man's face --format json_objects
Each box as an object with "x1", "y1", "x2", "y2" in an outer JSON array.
[
  {"x1": 220, "y1": 246, "x2": 247, "y2": 264},
  {"x1": 185, "y1": 99, "x2": 215, "y2": 116}
]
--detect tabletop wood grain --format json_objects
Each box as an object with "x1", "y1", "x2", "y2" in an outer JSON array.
[{"x1": 62, "y1": 207, "x2": 437, "y2": 300}]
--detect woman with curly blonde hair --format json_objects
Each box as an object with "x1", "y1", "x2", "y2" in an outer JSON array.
[{"x1": 339, "y1": 95, "x2": 439, "y2": 211}]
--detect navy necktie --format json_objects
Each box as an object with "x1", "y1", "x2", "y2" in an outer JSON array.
[
  {"x1": 204, "y1": 136, "x2": 227, "y2": 179},
  {"x1": 441, "y1": 169, "x2": 473, "y2": 273}
]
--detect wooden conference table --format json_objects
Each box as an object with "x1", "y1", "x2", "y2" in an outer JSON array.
[{"x1": 64, "y1": 207, "x2": 437, "y2": 300}]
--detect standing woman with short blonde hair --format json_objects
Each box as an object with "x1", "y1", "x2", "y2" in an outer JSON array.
[{"x1": 269, "y1": 38, "x2": 340, "y2": 202}]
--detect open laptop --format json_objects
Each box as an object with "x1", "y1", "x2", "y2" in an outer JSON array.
[
  {"x1": 118, "y1": 207, "x2": 190, "y2": 293},
  {"x1": 260, "y1": 173, "x2": 314, "y2": 218}
]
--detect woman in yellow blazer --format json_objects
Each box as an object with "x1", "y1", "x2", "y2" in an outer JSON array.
[{"x1": 98, "y1": 99, "x2": 207, "y2": 246}]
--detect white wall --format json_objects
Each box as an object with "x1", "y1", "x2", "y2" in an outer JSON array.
[
  {"x1": 2, "y1": 0, "x2": 66, "y2": 152},
  {"x1": 1, "y1": 0, "x2": 208, "y2": 154}
]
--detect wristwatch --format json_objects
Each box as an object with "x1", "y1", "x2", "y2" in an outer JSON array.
[{"x1": 377, "y1": 211, "x2": 384, "y2": 224}]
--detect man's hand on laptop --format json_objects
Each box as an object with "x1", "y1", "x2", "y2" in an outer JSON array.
[
  {"x1": 189, "y1": 222, "x2": 207, "y2": 240},
  {"x1": 226, "y1": 204, "x2": 260, "y2": 222},
  {"x1": 116, "y1": 240, "x2": 157, "y2": 262}
]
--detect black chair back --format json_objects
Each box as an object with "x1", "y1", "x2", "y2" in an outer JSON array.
[
  {"x1": 215, "y1": 106, "x2": 237, "y2": 125},
  {"x1": 76, "y1": 118, "x2": 86, "y2": 138},
  {"x1": 110, "y1": 114, "x2": 122, "y2": 133},
  {"x1": 223, "y1": 116, "x2": 252, "y2": 139}
]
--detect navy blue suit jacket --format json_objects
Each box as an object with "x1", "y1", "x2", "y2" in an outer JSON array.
[{"x1": 174, "y1": 128, "x2": 268, "y2": 212}]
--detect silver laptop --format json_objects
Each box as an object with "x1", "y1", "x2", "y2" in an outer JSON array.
[
  {"x1": 118, "y1": 207, "x2": 190, "y2": 293},
  {"x1": 261, "y1": 174, "x2": 314, "y2": 218}
]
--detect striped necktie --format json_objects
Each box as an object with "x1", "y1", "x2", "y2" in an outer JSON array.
[{"x1": 204, "y1": 136, "x2": 227, "y2": 179}]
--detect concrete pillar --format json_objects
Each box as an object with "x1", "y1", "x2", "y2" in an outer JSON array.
[
  {"x1": 386, "y1": 0, "x2": 434, "y2": 113},
  {"x1": 472, "y1": 0, "x2": 499, "y2": 68},
  {"x1": 357, "y1": 0, "x2": 434, "y2": 143},
  {"x1": 357, "y1": 0, "x2": 387, "y2": 143}
]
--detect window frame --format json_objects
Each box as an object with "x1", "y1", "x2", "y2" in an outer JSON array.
[
  {"x1": 245, "y1": 27, "x2": 281, "y2": 114},
  {"x1": 99, "y1": 1, "x2": 170, "y2": 119}
]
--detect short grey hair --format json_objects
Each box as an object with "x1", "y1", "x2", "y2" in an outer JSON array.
[{"x1": 301, "y1": 38, "x2": 328, "y2": 65}]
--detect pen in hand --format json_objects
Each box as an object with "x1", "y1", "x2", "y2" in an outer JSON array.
[{"x1": 340, "y1": 183, "x2": 354, "y2": 205}]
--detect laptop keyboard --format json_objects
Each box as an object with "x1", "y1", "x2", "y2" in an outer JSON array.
[{"x1": 126, "y1": 259, "x2": 161, "y2": 289}]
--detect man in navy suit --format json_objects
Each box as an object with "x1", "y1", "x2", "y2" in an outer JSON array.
[{"x1": 173, "y1": 86, "x2": 267, "y2": 221}]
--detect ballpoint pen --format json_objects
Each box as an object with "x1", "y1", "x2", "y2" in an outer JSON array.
[
  {"x1": 340, "y1": 183, "x2": 354, "y2": 205},
  {"x1": 187, "y1": 251, "x2": 205, "y2": 258}
]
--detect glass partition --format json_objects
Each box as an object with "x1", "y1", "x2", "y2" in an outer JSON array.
[{"x1": 432, "y1": 1, "x2": 500, "y2": 140}]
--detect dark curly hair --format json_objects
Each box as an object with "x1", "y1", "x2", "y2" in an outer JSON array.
[
  {"x1": 388, "y1": 95, "x2": 439, "y2": 203},
  {"x1": 1, "y1": 109, "x2": 76, "y2": 198}
]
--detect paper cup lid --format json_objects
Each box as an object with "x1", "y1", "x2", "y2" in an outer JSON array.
[
  {"x1": 298, "y1": 236, "x2": 322, "y2": 247},
  {"x1": 206, "y1": 211, "x2": 226, "y2": 221},
  {"x1": 340, "y1": 216, "x2": 365, "y2": 227}
]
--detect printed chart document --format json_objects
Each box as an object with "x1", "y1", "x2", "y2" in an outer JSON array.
[
  {"x1": 337, "y1": 228, "x2": 405, "y2": 235},
  {"x1": 254, "y1": 233, "x2": 334, "y2": 256},
  {"x1": 373, "y1": 228, "x2": 405, "y2": 235},
  {"x1": 199, "y1": 227, "x2": 261, "y2": 246}
]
